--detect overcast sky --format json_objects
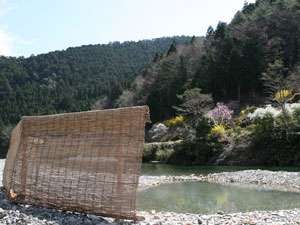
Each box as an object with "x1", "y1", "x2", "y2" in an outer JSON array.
[{"x1": 0, "y1": 0, "x2": 256, "y2": 57}]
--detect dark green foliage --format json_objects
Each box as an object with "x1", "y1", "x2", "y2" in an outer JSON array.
[
  {"x1": 169, "y1": 118, "x2": 222, "y2": 165},
  {"x1": 0, "y1": 125, "x2": 13, "y2": 158},
  {"x1": 143, "y1": 142, "x2": 178, "y2": 163},
  {"x1": 2, "y1": 0, "x2": 300, "y2": 166},
  {"x1": 250, "y1": 115, "x2": 300, "y2": 166},
  {"x1": 194, "y1": 20, "x2": 266, "y2": 103},
  {"x1": 261, "y1": 59, "x2": 289, "y2": 98},
  {"x1": 117, "y1": 37, "x2": 205, "y2": 122},
  {"x1": 125, "y1": 0, "x2": 300, "y2": 123},
  {"x1": 167, "y1": 40, "x2": 177, "y2": 56},
  {"x1": 0, "y1": 36, "x2": 191, "y2": 122},
  {"x1": 146, "y1": 57, "x2": 180, "y2": 121},
  {"x1": 0, "y1": 36, "x2": 191, "y2": 156},
  {"x1": 174, "y1": 88, "x2": 213, "y2": 119},
  {"x1": 140, "y1": 0, "x2": 300, "y2": 166}
]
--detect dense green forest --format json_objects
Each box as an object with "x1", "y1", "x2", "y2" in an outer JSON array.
[
  {"x1": 120, "y1": 0, "x2": 300, "y2": 165},
  {"x1": 1, "y1": 0, "x2": 300, "y2": 165},
  {"x1": 0, "y1": 36, "x2": 191, "y2": 156},
  {"x1": 119, "y1": 0, "x2": 300, "y2": 122}
]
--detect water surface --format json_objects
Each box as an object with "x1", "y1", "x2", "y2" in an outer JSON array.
[
  {"x1": 137, "y1": 181, "x2": 300, "y2": 214},
  {"x1": 139, "y1": 163, "x2": 300, "y2": 213}
]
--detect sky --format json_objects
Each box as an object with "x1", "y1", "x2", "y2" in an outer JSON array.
[{"x1": 0, "y1": 0, "x2": 256, "y2": 57}]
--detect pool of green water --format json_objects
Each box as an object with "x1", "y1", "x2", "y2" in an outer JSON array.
[
  {"x1": 138, "y1": 164, "x2": 300, "y2": 214},
  {"x1": 137, "y1": 181, "x2": 300, "y2": 214}
]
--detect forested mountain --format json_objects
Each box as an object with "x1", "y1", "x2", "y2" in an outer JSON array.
[
  {"x1": 115, "y1": 37, "x2": 205, "y2": 121},
  {"x1": 0, "y1": 36, "x2": 191, "y2": 155},
  {"x1": 1, "y1": 0, "x2": 300, "y2": 160},
  {"x1": 118, "y1": 0, "x2": 300, "y2": 122}
]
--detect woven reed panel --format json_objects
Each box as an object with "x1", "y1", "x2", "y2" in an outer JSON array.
[{"x1": 3, "y1": 106, "x2": 149, "y2": 219}]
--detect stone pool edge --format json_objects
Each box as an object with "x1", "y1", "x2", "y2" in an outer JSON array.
[
  {"x1": 138, "y1": 169, "x2": 300, "y2": 193},
  {"x1": 137, "y1": 170, "x2": 300, "y2": 224},
  {"x1": 1, "y1": 159, "x2": 300, "y2": 224}
]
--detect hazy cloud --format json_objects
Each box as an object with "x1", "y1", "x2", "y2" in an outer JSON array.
[
  {"x1": 0, "y1": 29, "x2": 13, "y2": 55},
  {"x1": 0, "y1": 0, "x2": 12, "y2": 55},
  {"x1": 0, "y1": 0, "x2": 8, "y2": 16},
  {"x1": 0, "y1": 0, "x2": 34, "y2": 56}
]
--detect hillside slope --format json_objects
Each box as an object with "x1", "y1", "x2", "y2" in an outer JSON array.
[
  {"x1": 0, "y1": 36, "x2": 191, "y2": 155},
  {"x1": 117, "y1": 0, "x2": 300, "y2": 122}
]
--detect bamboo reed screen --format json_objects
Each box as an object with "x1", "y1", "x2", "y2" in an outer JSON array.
[{"x1": 3, "y1": 106, "x2": 149, "y2": 220}]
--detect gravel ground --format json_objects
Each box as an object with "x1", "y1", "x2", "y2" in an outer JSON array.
[
  {"x1": 1, "y1": 193, "x2": 300, "y2": 225},
  {"x1": 139, "y1": 209, "x2": 300, "y2": 225},
  {"x1": 1, "y1": 159, "x2": 300, "y2": 225},
  {"x1": 204, "y1": 169, "x2": 300, "y2": 193},
  {"x1": 0, "y1": 191, "x2": 122, "y2": 225}
]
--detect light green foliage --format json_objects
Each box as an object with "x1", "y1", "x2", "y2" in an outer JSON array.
[
  {"x1": 143, "y1": 141, "x2": 182, "y2": 162},
  {"x1": 156, "y1": 148, "x2": 175, "y2": 162},
  {"x1": 293, "y1": 108, "x2": 300, "y2": 124},
  {"x1": 236, "y1": 106, "x2": 257, "y2": 126}
]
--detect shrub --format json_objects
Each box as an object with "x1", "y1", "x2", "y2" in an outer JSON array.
[
  {"x1": 247, "y1": 112, "x2": 300, "y2": 165},
  {"x1": 237, "y1": 106, "x2": 257, "y2": 127},
  {"x1": 148, "y1": 123, "x2": 168, "y2": 141},
  {"x1": 143, "y1": 141, "x2": 182, "y2": 162},
  {"x1": 293, "y1": 108, "x2": 300, "y2": 124},
  {"x1": 164, "y1": 115, "x2": 185, "y2": 127},
  {"x1": 247, "y1": 103, "x2": 300, "y2": 121},
  {"x1": 248, "y1": 105, "x2": 281, "y2": 120},
  {"x1": 174, "y1": 88, "x2": 213, "y2": 118},
  {"x1": 210, "y1": 124, "x2": 226, "y2": 137},
  {"x1": 240, "y1": 106, "x2": 257, "y2": 117},
  {"x1": 286, "y1": 103, "x2": 300, "y2": 114},
  {"x1": 156, "y1": 148, "x2": 174, "y2": 162},
  {"x1": 274, "y1": 89, "x2": 293, "y2": 103},
  {"x1": 169, "y1": 117, "x2": 222, "y2": 165},
  {"x1": 207, "y1": 103, "x2": 233, "y2": 125},
  {"x1": 143, "y1": 144, "x2": 156, "y2": 162}
]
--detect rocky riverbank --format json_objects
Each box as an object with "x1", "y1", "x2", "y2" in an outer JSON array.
[
  {"x1": 139, "y1": 169, "x2": 300, "y2": 193},
  {"x1": 1, "y1": 190, "x2": 300, "y2": 225},
  {"x1": 1, "y1": 158, "x2": 300, "y2": 224},
  {"x1": 204, "y1": 169, "x2": 300, "y2": 193},
  {"x1": 139, "y1": 208, "x2": 300, "y2": 225},
  {"x1": 137, "y1": 170, "x2": 300, "y2": 224}
]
